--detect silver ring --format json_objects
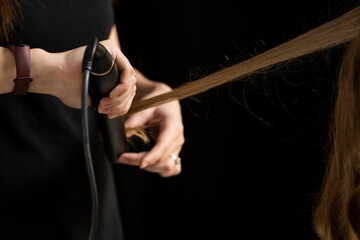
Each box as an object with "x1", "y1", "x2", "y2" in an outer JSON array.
[
  {"x1": 133, "y1": 70, "x2": 137, "y2": 77},
  {"x1": 171, "y1": 154, "x2": 181, "y2": 165}
]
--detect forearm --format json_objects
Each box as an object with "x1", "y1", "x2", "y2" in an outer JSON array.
[
  {"x1": 133, "y1": 69, "x2": 172, "y2": 101},
  {"x1": 0, "y1": 46, "x2": 65, "y2": 96},
  {"x1": 1, "y1": 38, "x2": 136, "y2": 111}
]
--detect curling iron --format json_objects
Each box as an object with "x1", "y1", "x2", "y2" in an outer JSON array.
[
  {"x1": 81, "y1": 37, "x2": 128, "y2": 240},
  {"x1": 83, "y1": 38, "x2": 128, "y2": 164}
]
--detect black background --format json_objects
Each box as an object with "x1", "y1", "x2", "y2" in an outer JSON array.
[{"x1": 112, "y1": 1, "x2": 358, "y2": 239}]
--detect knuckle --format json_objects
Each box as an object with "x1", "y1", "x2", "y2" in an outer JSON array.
[
  {"x1": 173, "y1": 121, "x2": 184, "y2": 133},
  {"x1": 160, "y1": 166, "x2": 181, "y2": 178},
  {"x1": 115, "y1": 105, "x2": 127, "y2": 116},
  {"x1": 163, "y1": 161, "x2": 173, "y2": 172},
  {"x1": 122, "y1": 78, "x2": 131, "y2": 90},
  {"x1": 125, "y1": 101, "x2": 133, "y2": 113},
  {"x1": 102, "y1": 40, "x2": 114, "y2": 52},
  {"x1": 179, "y1": 135, "x2": 185, "y2": 145},
  {"x1": 157, "y1": 145, "x2": 169, "y2": 158},
  {"x1": 159, "y1": 172, "x2": 170, "y2": 178},
  {"x1": 124, "y1": 104, "x2": 131, "y2": 113},
  {"x1": 174, "y1": 167, "x2": 182, "y2": 175},
  {"x1": 126, "y1": 66, "x2": 133, "y2": 74}
]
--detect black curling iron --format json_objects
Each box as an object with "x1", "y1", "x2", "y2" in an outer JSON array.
[
  {"x1": 88, "y1": 42, "x2": 128, "y2": 163},
  {"x1": 81, "y1": 37, "x2": 128, "y2": 240},
  {"x1": 83, "y1": 38, "x2": 128, "y2": 164}
]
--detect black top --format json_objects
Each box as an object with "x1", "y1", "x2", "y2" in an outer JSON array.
[{"x1": 0, "y1": 1, "x2": 124, "y2": 239}]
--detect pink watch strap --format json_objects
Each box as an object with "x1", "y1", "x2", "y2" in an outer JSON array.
[{"x1": 8, "y1": 43, "x2": 33, "y2": 96}]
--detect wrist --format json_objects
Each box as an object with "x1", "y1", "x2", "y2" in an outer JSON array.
[
  {"x1": 152, "y1": 82, "x2": 172, "y2": 98},
  {"x1": 7, "y1": 43, "x2": 33, "y2": 96},
  {"x1": 135, "y1": 72, "x2": 172, "y2": 101},
  {"x1": 31, "y1": 46, "x2": 86, "y2": 109},
  {"x1": 28, "y1": 48, "x2": 64, "y2": 96}
]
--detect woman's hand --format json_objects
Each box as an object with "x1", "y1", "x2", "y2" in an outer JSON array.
[
  {"x1": 118, "y1": 75, "x2": 185, "y2": 177},
  {"x1": 41, "y1": 40, "x2": 136, "y2": 116}
]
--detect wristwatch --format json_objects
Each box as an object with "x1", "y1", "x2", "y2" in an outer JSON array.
[{"x1": 7, "y1": 42, "x2": 33, "y2": 96}]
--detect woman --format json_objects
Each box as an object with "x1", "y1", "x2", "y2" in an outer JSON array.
[{"x1": 0, "y1": 0, "x2": 184, "y2": 239}]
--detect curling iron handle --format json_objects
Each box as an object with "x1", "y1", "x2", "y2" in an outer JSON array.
[{"x1": 89, "y1": 43, "x2": 128, "y2": 164}]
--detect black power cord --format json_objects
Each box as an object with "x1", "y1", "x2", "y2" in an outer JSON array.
[{"x1": 82, "y1": 37, "x2": 100, "y2": 240}]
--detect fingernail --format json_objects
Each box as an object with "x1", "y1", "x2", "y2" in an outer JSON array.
[
  {"x1": 108, "y1": 114, "x2": 116, "y2": 119},
  {"x1": 99, "y1": 107, "x2": 110, "y2": 114},
  {"x1": 118, "y1": 157, "x2": 129, "y2": 164},
  {"x1": 140, "y1": 161, "x2": 148, "y2": 169},
  {"x1": 100, "y1": 103, "x2": 112, "y2": 109},
  {"x1": 103, "y1": 103, "x2": 112, "y2": 108}
]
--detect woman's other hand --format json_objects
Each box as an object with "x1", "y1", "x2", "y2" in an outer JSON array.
[{"x1": 118, "y1": 73, "x2": 185, "y2": 178}]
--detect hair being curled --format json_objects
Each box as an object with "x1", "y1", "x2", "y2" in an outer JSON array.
[{"x1": 128, "y1": 6, "x2": 360, "y2": 114}]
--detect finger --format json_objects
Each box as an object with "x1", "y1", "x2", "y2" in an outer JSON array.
[
  {"x1": 97, "y1": 72, "x2": 136, "y2": 113},
  {"x1": 99, "y1": 85, "x2": 134, "y2": 113},
  {"x1": 98, "y1": 93, "x2": 132, "y2": 117},
  {"x1": 118, "y1": 150, "x2": 182, "y2": 177},
  {"x1": 139, "y1": 122, "x2": 180, "y2": 169},
  {"x1": 100, "y1": 40, "x2": 133, "y2": 73},
  {"x1": 117, "y1": 151, "x2": 147, "y2": 166},
  {"x1": 159, "y1": 164, "x2": 181, "y2": 178},
  {"x1": 113, "y1": 50, "x2": 133, "y2": 74},
  {"x1": 109, "y1": 70, "x2": 136, "y2": 100},
  {"x1": 98, "y1": 80, "x2": 136, "y2": 117},
  {"x1": 107, "y1": 85, "x2": 136, "y2": 118},
  {"x1": 143, "y1": 150, "x2": 182, "y2": 177},
  {"x1": 139, "y1": 136, "x2": 172, "y2": 169}
]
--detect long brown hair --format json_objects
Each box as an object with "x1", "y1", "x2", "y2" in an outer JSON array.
[
  {"x1": 313, "y1": 29, "x2": 360, "y2": 240},
  {"x1": 127, "y1": 6, "x2": 360, "y2": 115},
  {"x1": 0, "y1": 0, "x2": 21, "y2": 42}
]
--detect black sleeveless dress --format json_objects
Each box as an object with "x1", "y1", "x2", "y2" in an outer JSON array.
[{"x1": 0, "y1": 1, "x2": 124, "y2": 239}]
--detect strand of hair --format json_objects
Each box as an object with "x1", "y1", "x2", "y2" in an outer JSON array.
[{"x1": 127, "y1": 6, "x2": 360, "y2": 115}]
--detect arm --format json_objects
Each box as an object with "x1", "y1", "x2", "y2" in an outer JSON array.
[
  {"x1": 0, "y1": 47, "x2": 61, "y2": 96},
  {"x1": 108, "y1": 25, "x2": 185, "y2": 177},
  {"x1": 0, "y1": 40, "x2": 136, "y2": 113}
]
